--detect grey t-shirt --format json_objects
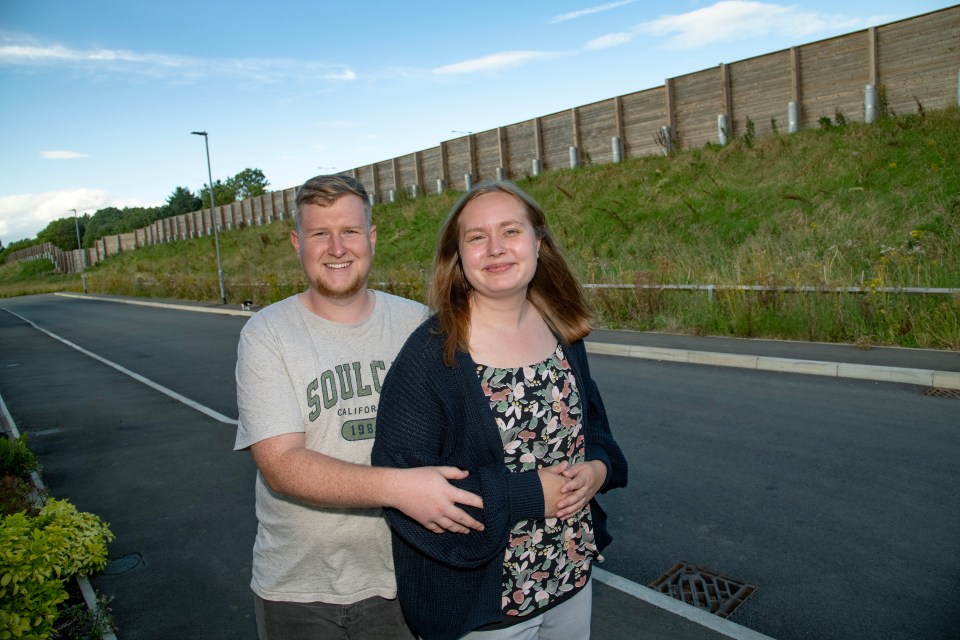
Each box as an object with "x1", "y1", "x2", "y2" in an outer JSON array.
[{"x1": 235, "y1": 290, "x2": 428, "y2": 604}]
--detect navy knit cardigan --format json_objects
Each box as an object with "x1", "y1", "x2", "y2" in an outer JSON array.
[{"x1": 372, "y1": 319, "x2": 629, "y2": 640}]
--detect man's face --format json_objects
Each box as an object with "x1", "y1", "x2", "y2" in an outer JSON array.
[{"x1": 290, "y1": 194, "x2": 376, "y2": 301}]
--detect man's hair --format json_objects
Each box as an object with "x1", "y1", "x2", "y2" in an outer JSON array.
[
  {"x1": 294, "y1": 174, "x2": 371, "y2": 231},
  {"x1": 429, "y1": 180, "x2": 594, "y2": 366}
]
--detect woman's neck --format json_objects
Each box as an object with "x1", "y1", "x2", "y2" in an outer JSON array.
[{"x1": 468, "y1": 294, "x2": 556, "y2": 368}]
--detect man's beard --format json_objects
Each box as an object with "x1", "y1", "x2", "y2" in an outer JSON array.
[{"x1": 312, "y1": 271, "x2": 366, "y2": 299}]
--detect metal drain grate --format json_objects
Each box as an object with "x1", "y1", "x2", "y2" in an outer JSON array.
[
  {"x1": 924, "y1": 387, "x2": 960, "y2": 399},
  {"x1": 102, "y1": 552, "x2": 144, "y2": 575},
  {"x1": 649, "y1": 562, "x2": 757, "y2": 618}
]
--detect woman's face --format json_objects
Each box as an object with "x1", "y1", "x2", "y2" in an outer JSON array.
[{"x1": 457, "y1": 191, "x2": 541, "y2": 302}]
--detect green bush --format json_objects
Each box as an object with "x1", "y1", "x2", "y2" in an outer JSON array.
[
  {"x1": 0, "y1": 435, "x2": 40, "y2": 480},
  {"x1": 0, "y1": 499, "x2": 114, "y2": 640}
]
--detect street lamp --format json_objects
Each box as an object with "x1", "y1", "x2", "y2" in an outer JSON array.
[
  {"x1": 191, "y1": 131, "x2": 227, "y2": 305},
  {"x1": 69, "y1": 208, "x2": 87, "y2": 294}
]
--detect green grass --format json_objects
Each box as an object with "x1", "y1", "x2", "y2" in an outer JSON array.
[{"x1": 3, "y1": 107, "x2": 958, "y2": 349}]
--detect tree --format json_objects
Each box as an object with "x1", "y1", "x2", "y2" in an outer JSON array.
[
  {"x1": 81, "y1": 207, "x2": 124, "y2": 247},
  {"x1": 196, "y1": 180, "x2": 237, "y2": 208},
  {"x1": 37, "y1": 216, "x2": 86, "y2": 251},
  {"x1": 164, "y1": 186, "x2": 202, "y2": 216},
  {"x1": 226, "y1": 168, "x2": 270, "y2": 200}
]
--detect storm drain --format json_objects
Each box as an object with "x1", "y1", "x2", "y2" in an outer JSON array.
[
  {"x1": 102, "y1": 552, "x2": 144, "y2": 575},
  {"x1": 923, "y1": 387, "x2": 960, "y2": 399},
  {"x1": 649, "y1": 561, "x2": 756, "y2": 619}
]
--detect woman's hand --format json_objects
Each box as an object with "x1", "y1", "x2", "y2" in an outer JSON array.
[{"x1": 556, "y1": 460, "x2": 607, "y2": 520}]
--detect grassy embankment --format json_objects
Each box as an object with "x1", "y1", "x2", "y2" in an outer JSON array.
[{"x1": 2, "y1": 107, "x2": 958, "y2": 349}]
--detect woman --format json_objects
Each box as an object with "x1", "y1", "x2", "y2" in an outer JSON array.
[{"x1": 372, "y1": 181, "x2": 628, "y2": 640}]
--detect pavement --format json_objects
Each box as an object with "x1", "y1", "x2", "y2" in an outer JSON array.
[{"x1": 17, "y1": 293, "x2": 960, "y2": 638}]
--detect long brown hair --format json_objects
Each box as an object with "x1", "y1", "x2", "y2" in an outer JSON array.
[{"x1": 429, "y1": 181, "x2": 593, "y2": 366}]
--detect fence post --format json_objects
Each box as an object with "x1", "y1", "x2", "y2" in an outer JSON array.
[
  {"x1": 788, "y1": 101, "x2": 799, "y2": 133},
  {"x1": 496, "y1": 167, "x2": 505, "y2": 181},
  {"x1": 532, "y1": 158, "x2": 541, "y2": 176},
  {"x1": 569, "y1": 146, "x2": 579, "y2": 168},
  {"x1": 612, "y1": 136, "x2": 622, "y2": 163},
  {"x1": 464, "y1": 174, "x2": 473, "y2": 191},
  {"x1": 436, "y1": 178, "x2": 445, "y2": 194},
  {"x1": 388, "y1": 189, "x2": 395, "y2": 203},
  {"x1": 864, "y1": 85, "x2": 877, "y2": 123},
  {"x1": 717, "y1": 114, "x2": 729, "y2": 145},
  {"x1": 660, "y1": 126, "x2": 672, "y2": 155}
]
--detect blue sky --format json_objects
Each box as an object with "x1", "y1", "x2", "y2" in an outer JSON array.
[{"x1": 0, "y1": 0, "x2": 952, "y2": 245}]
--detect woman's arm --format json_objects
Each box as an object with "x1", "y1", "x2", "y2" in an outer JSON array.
[{"x1": 372, "y1": 328, "x2": 548, "y2": 569}]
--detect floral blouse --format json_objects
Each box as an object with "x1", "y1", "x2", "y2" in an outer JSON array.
[{"x1": 477, "y1": 344, "x2": 598, "y2": 620}]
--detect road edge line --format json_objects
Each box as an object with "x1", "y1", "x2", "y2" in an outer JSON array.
[
  {"x1": 592, "y1": 567, "x2": 776, "y2": 640},
  {"x1": 2, "y1": 308, "x2": 238, "y2": 425}
]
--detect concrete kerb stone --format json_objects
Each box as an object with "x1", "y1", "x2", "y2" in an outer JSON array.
[
  {"x1": 55, "y1": 292, "x2": 255, "y2": 317},
  {"x1": 933, "y1": 370, "x2": 960, "y2": 389},
  {"x1": 584, "y1": 343, "x2": 960, "y2": 391},
  {"x1": 51, "y1": 294, "x2": 960, "y2": 391},
  {"x1": 837, "y1": 363, "x2": 934, "y2": 387}
]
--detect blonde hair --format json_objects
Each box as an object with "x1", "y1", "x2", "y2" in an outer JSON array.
[
  {"x1": 294, "y1": 174, "x2": 371, "y2": 231},
  {"x1": 429, "y1": 181, "x2": 593, "y2": 366}
]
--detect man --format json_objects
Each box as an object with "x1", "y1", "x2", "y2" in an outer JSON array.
[{"x1": 235, "y1": 174, "x2": 483, "y2": 639}]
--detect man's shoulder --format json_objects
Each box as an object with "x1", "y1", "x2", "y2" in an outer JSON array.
[
  {"x1": 372, "y1": 291, "x2": 430, "y2": 329},
  {"x1": 373, "y1": 291, "x2": 428, "y2": 315},
  {"x1": 240, "y1": 294, "x2": 301, "y2": 333}
]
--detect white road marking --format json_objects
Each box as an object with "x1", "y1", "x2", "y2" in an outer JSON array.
[
  {"x1": 3, "y1": 308, "x2": 238, "y2": 425},
  {"x1": 593, "y1": 567, "x2": 776, "y2": 639}
]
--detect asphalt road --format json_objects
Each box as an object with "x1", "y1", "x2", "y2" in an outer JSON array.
[{"x1": 0, "y1": 293, "x2": 957, "y2": 640}]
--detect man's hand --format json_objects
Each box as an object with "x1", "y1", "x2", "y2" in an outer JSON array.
[
  {"x1": 251, "y1": 434, "x2": 483, "y2": 534},
  {"x1": 538, "y1": 462, "x2": 569, "y2": 518},
  {"x1": 390, "y1": 467, "x2": 485, "y2": 534},
  {"x1": 556, "y1": 460, "x2": 607, "y2": 520}
]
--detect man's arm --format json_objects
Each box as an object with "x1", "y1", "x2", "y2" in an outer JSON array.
[{"x1": 251, "y1": 432, "x2": 484, "y2": 534}]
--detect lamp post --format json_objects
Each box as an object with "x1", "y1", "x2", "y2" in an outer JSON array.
[
  {"x1": 69, "y1": 208, "x2": 87, "y2": 294},
  {"x1": 191, "y1": 131, "x2": 227, "y2": 305}
]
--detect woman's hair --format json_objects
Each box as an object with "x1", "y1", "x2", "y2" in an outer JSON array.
[
  {"x1": 294, "y1": 174, "x2": 371, "y2": 231},
  {"x1": 429, "y1": 180, "x2": 594, "y2": 366}
]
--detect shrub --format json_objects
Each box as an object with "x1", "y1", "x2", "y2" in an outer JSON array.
[
  {"x1": 0, "y1": 435, "x2": 40, "y2": 480},
  {"x1": 0, "y1": 499, "x2": 114, "y2": 640}
]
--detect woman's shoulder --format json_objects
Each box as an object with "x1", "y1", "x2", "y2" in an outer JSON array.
[{"x1": 394, "y1": 315, "x2": 445, "y2": 362}]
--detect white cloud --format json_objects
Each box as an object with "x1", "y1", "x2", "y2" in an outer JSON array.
[
  {"x1": 324, "y1": 70, "x2": 357, "y2": 81},
  {"x1": 584, "y1": 32, "x2": 634, "y2": 50},
  {"x1": 0, "y1": 35, "x2": 355, "y2": 85},
  {"x1": 433, "y1": 50, "x2": 564, "y2": 75},
  {"x1": 0, "y1": 189, "x2": 158, "y2": 243},
  {"x1": 549, "y1": 0, "x2": 637, "y2": 24},
  {"x1": 40, "y1": 150, "x2": 89, "y2": 160},
  {"x1": 595, "y1": 1, "x2": 898, "y2": 51}
]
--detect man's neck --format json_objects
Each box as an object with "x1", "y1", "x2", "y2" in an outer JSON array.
[{"x1": 299, "y1": 288, "x2": 376, "y2": 325}]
